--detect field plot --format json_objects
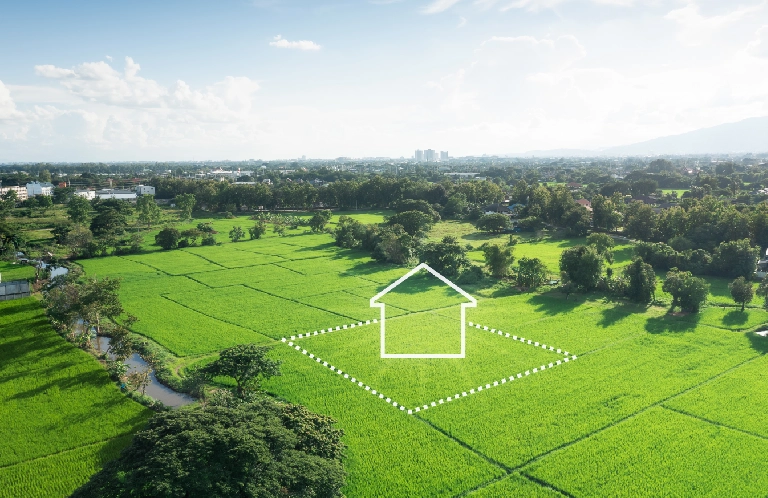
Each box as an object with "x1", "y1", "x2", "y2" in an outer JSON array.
[
  {"x1": 295, "y1": 289, "x2": 406, "y2": 321},
  {"x1": 263, "y1": 345, "x2": 504, "y2": 497},
  {"x1": 0, "y1": 299, "x2": 149, "y2": 497},
  {"x1": 183, "y1": 244, "x2": 287, "y2": 268},
  {"x1": 525, "y1": 407, "x2": 768, "y2": 497},
  {"x1": 418, "y1": 323, "x2": 761, "y2": 468},
  {"x1": 125, "y1": 250, "x2": 224, "y2": 275},
  {"x1": 664, "y1": 350, "x2": 768, "y2": 437},
  {"x1": 166, "y1": 285, "x2": 348, "y2": 338},
  {"x1": 467, "y1": 474, "x2": 561, "y2": 498},
  {"x1": 0, "y1": 260, "x2": 35, "y2": 281},
  {"x1": 290, "y1": 320, "x2": 569, "y2": 409},
  {"x1": 190, "y1": 263, "x2": 300, "y2": 288}
]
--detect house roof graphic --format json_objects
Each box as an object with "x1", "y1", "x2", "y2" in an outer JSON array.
[{"x1": 370, "y1": 262, "x2": 477, "y2": 359}]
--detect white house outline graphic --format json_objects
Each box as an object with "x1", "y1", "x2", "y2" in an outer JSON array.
[{"x1": 370, "y1": 263, "x2": 478, "y2": 359}]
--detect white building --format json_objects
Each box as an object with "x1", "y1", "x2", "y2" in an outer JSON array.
[
  {"x1": 425, "y1": 149, "x2": 436, "y2": 162},
  {"x1": 0, "y1": 185, "x2": 28, "y2": 202},
  {"x1": 136, "y1": 185, "x2": 156, "y2": 196},
  {"x1": 74, "y1": 190, "x2": 96, "y2": 200},
  {"x1": 440, "y1": 151, "x2": 449, "y2": 161},
  {"x1": 415, "y1": 149, "x2": 424, "y2": 162},
  {"x1": 95, "y1": 189, "x2": 137, "y2": 201},
  {"x1": 26, "y1": 182, "x2": 54, "y2": 197}
]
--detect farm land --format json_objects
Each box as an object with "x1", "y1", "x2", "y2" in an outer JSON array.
[{"x1": 5, "y1": 211, "x2": 768, "y2": 497}]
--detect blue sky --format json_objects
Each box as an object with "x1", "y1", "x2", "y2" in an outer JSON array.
[{"x1": 1, "y1": 0, "x2": 767, "y2": 161}]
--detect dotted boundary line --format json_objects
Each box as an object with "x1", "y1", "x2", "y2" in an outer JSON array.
[
  {"x1": 281, "y1": 335, "x2": 407, "y2": 413},
  {"x1": 285, "y1": 318, "x2": 377, "y2": 341},
  {"x1": 280, "y1": 319, "x2": 577, "y2": 416},
  {"x1": 409, "y1": 322, "x2": 577, "y2": 415}
]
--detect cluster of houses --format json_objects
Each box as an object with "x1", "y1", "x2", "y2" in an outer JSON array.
[{"x1": 0, "y1": 182, "x2": 155, "y2": 203}]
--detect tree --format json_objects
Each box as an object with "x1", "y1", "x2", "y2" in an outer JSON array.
[
  {"x1": 394, "y1": 199, "x2": 440, "y2": 221},
  {"x1": 309, "y1": 210, "x2": 333, "y2": 233},
  {"x1": 711, "y1": 239, "x2": 760, "y2": 279},
  {"x1": 372, "y1": 225, "x2": 414, "y2": 265},
  {"x1": 418, "y1": 236, "x2": 470, "y2": 277},
  {"x1": 90, "y1": 209, "x2": 128, "y2": 237},
  {"x1": 248, "y1": 221, "x2": 267, "y2": 239},
  {"x1": 563, "y1": 206, "x2": 590, "y2": 237},
  {"x1": 155, "y1": 227, "x2": 181, "y2": 250},
  {"x1": 624, "y1": 202, "x2": 658, "y2": 241},
  {"x1": 662, "y1": 269, "x2": 709, "y2": 313},
  {"x1": 516, "y1": 257, "x2": 548, "y2": 289},
  {"x1": 443, "y1": 193, "x2": 468, "y2": 217},
  {"x1": 386, "y1": 210, "x2": 433, "y2": 237},
  {"x1": 559, "y1": 245, "x2": 603, "y2": 291},
  {"x1": 0, "y1": 223, "x2": 23, "y2": 257},
  {"x1": 0, "y1": 190, "x2": 18, "y2": 219},
  {"x1": 203, "y1": 344, "x2": 282, "y2": 397},
  {"x1": 136, "y1": 195, "x2": 162, "y2": 229},
  {"x1": 71, "y1": 401, "x2": 346, "y2": 498},
  {"x1": 37, "y1": 195, "x2": 53, "y2": 216},
  {"x1": 67, "y1": 195, "x2": 92, "y2": 224},
  {"x1": 476, "y1": 213, "x2": 511, "y2": 233},
  {"x1": 587, "y1": 232, "x2": 615, "y2": 263},
  {"x1": 729, "y1": 276, "x2": 754, "y2": 311},
  {"x1": 622, "y1": 257, "x2": 656, "y2": 303},
  {"x1": 175, "y1": 193, "x2": 196, "y2": 221},
  {"x1": 229, "y1": 226, "x2": 245, "y2": 242},
  {"x1": 481, "y1": 242, "x2": 515, "y2": 278}
]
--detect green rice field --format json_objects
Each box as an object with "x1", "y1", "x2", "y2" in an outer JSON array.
[
  {"x1": 41, "y1": 216, "x2": 768, "y2": 496},
  {"x1": 0, "y1": 299, "x2": 150, "y2": 498}
]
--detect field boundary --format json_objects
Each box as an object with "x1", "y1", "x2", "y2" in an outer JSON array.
[{"x1": 281, "y1": 319, "x2": 577, "y2": 415}]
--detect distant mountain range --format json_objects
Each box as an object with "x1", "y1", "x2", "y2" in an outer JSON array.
[{"x1": 519, "y1": 116, "x2": 768, "y2": 157}]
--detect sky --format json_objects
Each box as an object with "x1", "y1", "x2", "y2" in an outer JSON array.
[{"x1": 0, "y1": 0, "x2": 767, "y2": 161}]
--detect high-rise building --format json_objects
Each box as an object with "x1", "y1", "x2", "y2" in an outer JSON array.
[
  {"x1": 425, "y1": 149, "x2": 436, "y2": 162},
  {"x1": 440, "y1": 151, "x2": 449, "y2": 161},
  {"x1": 415, "y1": 149, "x2": 424, "y2": 162}
]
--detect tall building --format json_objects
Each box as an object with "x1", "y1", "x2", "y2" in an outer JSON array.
[
  {"x1": 440, "y1": 151, "x2": 449, "y2": 161},
  {"x1": 415, "y1": 149, "x2": 424, "y2": 162},
  {"x1": 425, "y1": 149, "x2": 436, "y2": 162}
]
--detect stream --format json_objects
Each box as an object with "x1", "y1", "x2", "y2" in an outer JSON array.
[{"x1": 95, "y1": 336, "x2": 194, "y2": 407}]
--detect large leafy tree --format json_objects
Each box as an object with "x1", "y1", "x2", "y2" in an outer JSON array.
[
  {"x1": 385, "y1": 210, "x2": 434, "y2": 237},
  {"x1": 175, "y1": 193, "x2": 196, "y2": 221},
  {"x1": 476, "y1": 213, "x2": 511, "y2": 233},
  {"x1": 711, "y1": 239, "x2": 760, "y2": 279},
  {"x1": 515, "y1": 257, "x2": 549, "y2": 289},
  {"x1": 481, "y1": 242, "x2": 515, "y2": 278},
  {"x1": 90, "y1": 209, "x2": 128, "y2": 237},
  {"x1": 419, "y1": 236, "x2": 470, "y2": 277},
  {"x1": 622, "y1": 257, "x2": 656, "y2": 303},
  {"x1": 729, "y1": 276, "x2": 754, "y2": 312},
  {"x1": 136, "y1": 194, "x2": 162, "y2": 228},
  {"x1": 155, "y1": 227, "x2": 181, "y2": 250},
  {"x1": 67, "y1": 195, "x2": 92, "y2": 225},
  {"x1": 71, "y1": 401, "x2": 346, "y2": 498},
  {"x1": 559, "y1": 245, "x2": 603, "y2": 291},
  {"x1": 203, "y1": 344, "x2": 282, "y2": 397},
  {"x1": 662, "y1": 269, "x2": 709, "y2": 313}
]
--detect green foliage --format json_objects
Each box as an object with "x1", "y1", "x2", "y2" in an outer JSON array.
[
  {"x1": 515, "y1": 257, "x2": 548, "y2": 289},
  {"x1": 386, "y1": 210, "x2": 434, "y2": 236},
  {"x1": 204, "y1": 344, "x2": 281, "y2": 396},
  {"x1": 394, "y1": 199, "x2": 440, "y2": 221},
  {"x1": 248, "y1": 221, "x2": 267, "y2": 239},
  {"x1": 309, "y1": 210, "x2": 333, "y2": 233},
  {"x1": 622, "y1": 257, "x2": 656, "y2": 303},
  {"x1": 481, "y1": 242, "x2": 515, "y2": 278},
  {"x1": 154, "y1": 226, "x2": 180, "y2": 250},
  {"x1": 476, "y1": 213, "x2": 511, "y2": 233},
  {"x1": 729, "y1": 276, "x2": 754, "y2": 311},
  {"x1": 586, "y1": 232, "x2": 615, "y2": 263},
  {"x1": 442, "y1": 192, "x2": 468, "y2": 217},
  {"x1": 662, "y1": 269, "x2": 710, "y2": 312},
  {"x1": 228, "y1": 225, "x2": 245, "y2": 242},
  {"x1": 136, "y1": 195, "x2": 162, "y2": 228},
  {"x1": 419, "y1": 236, "x2": 470, "y2": 277},
  {"x1": 72, "y1": 401, "x2": 346, "y2": 498},
  {"x1": 174, "y1": 193, "x2": 196, "y2": 221},
  {"x1": 90, "y1": 209, "x2": 127, "y2": 237},
  {"x1": 711, "y1": 239, "x2": 760, "y2": 279},
  {"x1": 559, "y1": 245, "x2": 603, "y2": 291}
]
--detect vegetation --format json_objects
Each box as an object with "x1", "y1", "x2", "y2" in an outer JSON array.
[{"x1": 729, "y1": 276, "x2": 754, "y2": 311}]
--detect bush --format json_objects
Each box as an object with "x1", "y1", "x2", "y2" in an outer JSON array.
[
  {"x1": 476, "y1": 213, "x2": 510, "y2": 233},
  {"x1": 201, "y1": 234, "x2": 216, "y2": 246},
  {"x1": 457, "y1": 265, "x2": 484, "y2": 285},
  {"x1": 155, "y1": 227, "x2": 181, "y2": 250}
]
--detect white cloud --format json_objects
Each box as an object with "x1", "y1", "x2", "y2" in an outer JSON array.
[
  {"x1": 106, "y1": 55, "x2": 113, "y2": 62},
  {"x1": 0, "y1": 81, "x2": 23, "y2": 120},
  {"x1": 268, "y1": 34, "x2": 322, "y2": 50},
  {"x1": 747, "y1": 25, "x2": 768, "y2": 57},
  {"x1": 422, "y1": 0, "x2": 463, "y2": 14},
  {"x1": 458, "y1": 16, "x2": 468, "y2": 27},
  {"x1": 34, "y1": 65, "x2": 76, "y2": 79},
  {"x1": 665, "y1": 1, "x2": 766, "y2": 46}
]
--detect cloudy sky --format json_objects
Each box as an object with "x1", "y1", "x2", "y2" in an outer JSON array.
[{"x1": 1, "y1": 0, "x2": 767, "y2": 161}]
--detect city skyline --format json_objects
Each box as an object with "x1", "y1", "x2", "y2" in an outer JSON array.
[{"x1": 1, "y1": 0, "x2": 767, "y2": 161}]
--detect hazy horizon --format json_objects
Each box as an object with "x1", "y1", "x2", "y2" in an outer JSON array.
[{"x1": 1, "y1": 0, "x2": 767, "y2": 161}]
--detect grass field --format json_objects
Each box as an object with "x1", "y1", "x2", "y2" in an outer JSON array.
[
  {"x1": 62, "y1": 214, "x2": 768, "y2": 496},
  {"x1": 0, "y1": 299, "x2": 150, "y2": 498},
  {"x1": 0, "y1": 261, "x2": 34, "y2": 282}
]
